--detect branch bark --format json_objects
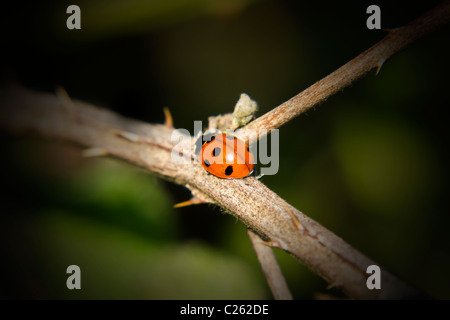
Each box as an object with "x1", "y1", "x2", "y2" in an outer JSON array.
[
  {"x1": 1, "y1": 0, "x2": 447, "y2": 301},
  {"x1": 0, "y1": 86, "x2": 426, "y2": 299},
  {"x1": 247, "y1": 230, "x2": 292, "y2": 300},
  {"x1": 236, "y1": 0, "x2": 450, "y2": 144}
]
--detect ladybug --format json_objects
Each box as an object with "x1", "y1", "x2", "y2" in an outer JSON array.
[{"x1": 197, "y1": 133, "x2": 255, "y2": 179}]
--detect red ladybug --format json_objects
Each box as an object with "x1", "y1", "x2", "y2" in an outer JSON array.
[{"x1": 198, "y1": 133, "x2": 254, "y2": 179}]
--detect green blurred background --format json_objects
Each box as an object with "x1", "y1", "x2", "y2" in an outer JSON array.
[{"x1": 0, "y1": 0, "x2": 449, "y2": 299}]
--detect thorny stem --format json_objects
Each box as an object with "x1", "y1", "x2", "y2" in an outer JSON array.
[
  {"x1": 0, "y1": 86, "x2": 428, "y2": 300},
  {"x1": 236, "y1": 0, "x2": 450, "y2": 144},
  {"x1": 247, "y1": 230, "x2": 293, "y2": 300},
  {"x1": 1, "y1": 1, "x2": 448, "y2": 299}
]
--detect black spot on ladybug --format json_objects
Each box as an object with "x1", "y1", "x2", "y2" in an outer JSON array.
[
  {"x1": 212, "y1": 147, "x2": 221, "y2": 157},
  {"x1": 204, "y1": 159, "x2": 210, "y2": 167},
  {"x1": 225, "y1": 166, "x2": 233, "y2": 176},
  {"x1": 247, "y1": 146, "x2": 249, "y2": 152}
]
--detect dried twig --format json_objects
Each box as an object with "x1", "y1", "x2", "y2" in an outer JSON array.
[
  {"x1": 1, "y1": 1, "x2": 447, "y2": 300},
  {"x1": 0, "y1": 86, "x2": 426, "y2": 299},
  {"x1": 247, "y1": 229, "x2": 292, "y2": 300},
  {"x1": 236, "y1": 0, "x2": 450, "y2": 144}
]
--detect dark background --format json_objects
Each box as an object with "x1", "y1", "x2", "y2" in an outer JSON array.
[{"x1": 0, "y1": 0, "x2": 449, "y2": 299}]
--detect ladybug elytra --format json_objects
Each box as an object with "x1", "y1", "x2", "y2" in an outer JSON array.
[{"x1": 198, "y1": 133, "x2": 254, "y2": 179}]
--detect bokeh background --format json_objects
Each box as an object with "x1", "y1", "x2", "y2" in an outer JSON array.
[{"x1": 1, "y1": 0, "x2": 449, "y2": 299}]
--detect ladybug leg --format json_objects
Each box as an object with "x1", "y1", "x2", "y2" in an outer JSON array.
[
  {"x1": 252, "y1": 165, "x2": 264, "y2": 180},
  {"x1": 254, "y1": 172, "x2": 265, "y2": 180}
]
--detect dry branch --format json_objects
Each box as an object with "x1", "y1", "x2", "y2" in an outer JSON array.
[
  {"x1": 236, "y1": 0, "x2": 450, "y2": 144},
  {"x1": 0, "y1": 86, "x2": 425, "y2": 299},
  {"x1": 1, "y1": 1, "x2": 447, "y2": 300},
  {"x1": 247, "y1": 230, "x2": 292, "y2": 300}
]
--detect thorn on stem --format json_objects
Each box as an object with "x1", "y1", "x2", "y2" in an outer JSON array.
[
  {"x1": 260, "y1": 239, "x2": 283, "y2": 249},
  {"x1": 55, "y1": 85, "x2": 76, "y2": 116},
  {"x1": 173, "y1": 197, "x2": 205, "y2": 208},
  {"x1": 326, "y1": 282, "x2": 340, "y2": 290},
  {"x1": 375, "y1": 59, "x2": 386, "y2": 75},
  {"x1": 163, "y1": 107, "x2": 174, "y2": 128}
]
